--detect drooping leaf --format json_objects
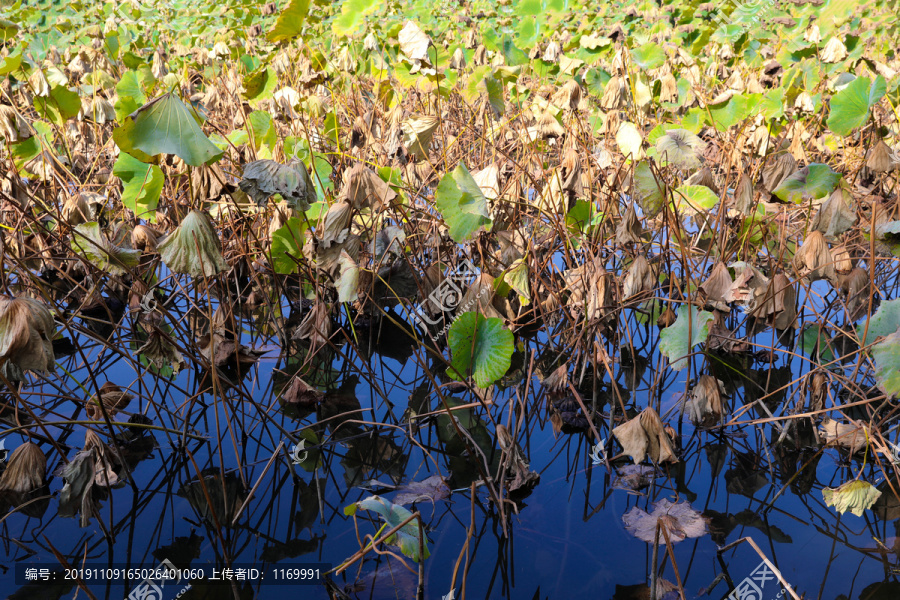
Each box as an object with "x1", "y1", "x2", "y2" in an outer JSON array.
[
  {"x1": 772, "y1": 164, "x2": 842, "y2": 204},
  {"x1": 448, "y1": 312, "x2": 514, "y2": 387},
  {"x1": 113, "y1": 92, "x2": 224, "y2": 166},
  {"x1": 113, "y1": 152, "x2": 163, "y2": 221},
  {"x1": 239, "y1": 159, "x2": 316, "y2": 210},
  {"x1": 157, "y1": 210, "x2": 227, "y2": 278},
  {"x1": 658, "y1": 305, "x2": 714, "y2": 371},
  {"x1": 0, "y1": 296, "x2": 55, "y2": 376},
  {"x1": 632, "y1": 161, "x2": 666, "y2": 218},
  {"x1": 33, "y1": 84, "x2": 81, "y2": 126},
  {"x1": 672, "y1": 184, "x2": 719, "y2": 214},
  {"x1": 267, "y1": 0, "x2": 310, "y2": 43},
  {"x1": 434, "y1": 163, "x2": 492, "y2": 242},
  {"x1": 353, "y1": 495, "x2": 431, "y2": 561},
  {"x1": 270, "y1": 217, "x2": 307, "y2": 274},
  {"x1": 872, "y1": 331, "x2": 900, "y2": 397},
  {"x1": 857, "y1": 299, "x2": 900, "y2": 346},
  {"x1": 70, "y1": 222, "x2": 141, "y2": 276},
  {"x1": 827, "y1": 76, "x2": 887, "y2": 136},
  {"x1": 822, "y1": 480, "x2": 882, "y2": 516}
]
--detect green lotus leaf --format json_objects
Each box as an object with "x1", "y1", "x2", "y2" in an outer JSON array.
[
  {"x1": 633, "y1": 160, "x2": 666, "y2": 218},
  {"x1": 351, "y1": 495, "x2": 430, "y2": 561},
  {"x1": 435, "y1": 163, "x2": 492, "y2": 242},
  {"x1": 448, "y1": 312, "x2": 514, "y2": 387},
  {"x1": 113, "y1": 152, "x2": 163, "y2": 221},
  {"x1": 70, "y1": 222, "x2": 141, "y2": 276},
  {"x1": 659, "y1": 305, "x2": 714, "y2": 371},
  {"x1": 113, "y1": 92, "x2": 224, "y2": 167},
  {"x1": 157, "y1": 210, "x2": 227, "y2": 278},
  {"x1": 267, "y1": 0, "x2": 310, "y2": 43},
  {"x1": 872, "y1": 331, "x2": 900, "y2": 397},
  {"x1": 858, "y1": 299, "x2": 900, "y2": 346},
  {"x1": 827, "y1": 76, "x2": 887, "y2": 136},
  {"x1": 773, "y1": 164, "x2": 842, "y2": 204}
]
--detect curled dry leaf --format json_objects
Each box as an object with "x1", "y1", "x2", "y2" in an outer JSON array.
[
  {"x1": 823, "y1": 480, "x2": 881, "y2": 516},
  {"x1": 283, "y1": 376, "x2": 323, "y2": 407},
  {"x1": 750, "y1": 273, "x2": 796, "y2": 330},
  {"x1": 340, "y1": 164, "x2": 397, "y2": 209},
  {"x1": 792, "y1": 231, "x2": 836, "y2": 283},
  {"x1": 866, "y1": 140, "x2": 893, "y2": 173},
  {"x1": 615, "y1": 203, "x2": 642, "y2": 246},
  {"x1": 0, "y1": 105, "x2": 33, "y2": 142},
  {"x1": 239, "y1": 159, "x2": 316, "y2": 211},
  {"x1": 761, "y1": 153, "x2": 796, "y2": 193},
  {"x1": 811, "y1": 186, "x2": 856, "y2": 237},
  {"x1": 622, "y1": 254, "x2": 655, "y2": 300},
  {"x1": 612, "y1": 407, "x2": 678, "y2": 464},
  {"x1": 819, "y1": 418, "x2": 869, "y2": 454},
  {"x1": 686, "y1": 375, "x2": 726, "y2": 427},
  {"x1": 401, "y1": 114, "x2": 439, "y2": 160},
  {"x1": 0, "y1": 295, "x2": 56, "y2": 376},
  {"x1": 699, "y1": 262, "x2": 732, "y2": 312},
  {"x1": 622, "y1": 498, "x2": 707, "y2": 544},
  {"x1": 319, "y1": 201, "x2": 352, "y2": 248},
  {"x1": 398, "y1": 21, "x2": 432, "y2": 63},
  {"x1": 819, "y1": 37, "x2": 847, "y2": 63},
  {"x1": 157, "y1": 210, "x2": 227, "y2": 278},
  {"x1": 85, "y1": 381, "x2": 134, "y2": 419},
  {"x1": 0, "y1": 442, "x2": 46, "y2": 493}
]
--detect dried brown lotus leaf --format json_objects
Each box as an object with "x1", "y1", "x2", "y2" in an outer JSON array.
[
  {"x1": 700, "y1": 262, "x2": 733, "y2": 312},
  {"x1": 761, "y1": 153, "x2": 796, "y2": 193},
  {"x1": 839, "y1": 267, "x2": 869, "y2": 321},
  {"x1": 750, "y1": 273, "x2": 796, "y2": 329},
  {"x1": 615, "y1": 203, "x2": 642, "y2": 246},
  {"x1": 85, "y1": 381, "x2": 134, "y2": 419},
  {"x1": 0, "y1": 296, "x2": 56, "y2": 375},
  {"x1": 820, "y1": 37, "x2": 847, "y2": 63},
  {"x1": 551, "y1": 79, "x2": 582, "y2": 112},
  {"x1": 450, "y1": 47, "x2": 466, "y2": 70},
  {"x1": 811, "y1": 187, "x2": 856, "y2": 237},
  {"x1": 819, "y1": 418, "x2": 868, "y2": 454},
  {"x1": 623, "y1": 255, "x2": 655, "y2": 300},
  {"x1": 401, "y1": 114, "x2": 439, "y2": 160},
  {"x1": 866, "y1": 140, "x2": 893, "y2": 173},
  {"x1": 294, "y1": 301, "x2": 332, "y2": 348},
  {"x1": 0, "y1": 442, "x2": 46, "y2": 493},
  {"x1": 734, "y1": 172, "x2": 755, "y2": 215},
  {"x1": 319, "y1": 201, "x2": 352, "y2": 249},
  {"x1": 537, "y1": 110, "x2": 565, "y2": 138},
  {"x1": 562, "y1": 256, "x2": 614, "y2": 321},
  {"x1": 831, "y1": 246, "x2": 853, "y2": 274},
  {"x1": 340, "y1": 164, "x2": 397, "y2": 209},
  {"x1": 684, "y1": 166, "x2": 718, "y2": 194},
  {"x1": 686, "y1": 375, "x2": 726, "y2": 427},
  {"x1": 63, "y1": 192, "x2": 95, "y2": 225},
  {"x1": 283, "y1": 376, "x2": 323, "y2": 406},
  {"x1": 136, "y1": 329, "x2": 186, "y2": 373},
  {"x1": 792, "y1": 231, "x2": 836, "y2": 282},
  {"x1": 613, "y1": 407, "x2": 678, "y2": 464},
  {"x1": 398, "y1": 21, "x2": 432, "y2": 63},
  {"x1": 600, "y1": 76, "x2": 629, "y2": 110},
  {"x1": 132, "y1": 225, "x2": 159, "y2": 252}
]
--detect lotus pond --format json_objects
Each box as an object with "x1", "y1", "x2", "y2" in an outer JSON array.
[{"x1": 2, "y1": 0, "x2": 900, "y2": 598}]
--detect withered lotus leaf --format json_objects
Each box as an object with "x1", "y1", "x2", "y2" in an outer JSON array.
[
  {"x1": 157, "y1": 210, "x2": 227, "y2": 278},
  {"x1": 0, "y1": 442, "x2": 46, "y2": 493},
  {"x1": 0, "y1": 295, "x2": 56, "y2": 375},
  {"x1": 612, "y1": 407, "x2": 678, "y2": 464}
]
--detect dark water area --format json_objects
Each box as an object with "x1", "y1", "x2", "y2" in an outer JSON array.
[{"x1": 2, "y1": 262, "x2": 900, "y2": 600}]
